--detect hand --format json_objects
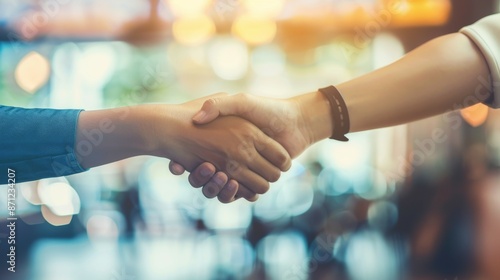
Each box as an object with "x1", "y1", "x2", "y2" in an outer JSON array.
[
  {"x1": 150, "y1": 95, "x2": 292, "y2": 203},
  {"x1": 169, "y1": 92, "x2": 333, "y2": 192}
]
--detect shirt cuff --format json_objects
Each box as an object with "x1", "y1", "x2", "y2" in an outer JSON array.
[{"x1": 460, "y1": 13, "x2": 500, "y2": 108}]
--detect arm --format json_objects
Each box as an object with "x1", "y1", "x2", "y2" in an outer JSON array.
[
  {"x1": 0, "y1": 106, "x2": 86, "y2": 184},
  {"x1": 171, "y1": 16, "x2": 499, "y2": 187},
  {"x1": 194, "y1": 32, "x2": 490, "y2": 142},
  {"x1": 339, "y1": 32, "x2": 490, "y2": 132},
  {"x1": 77, "y1": 101, "x2": 292, "y2": 202},
  {"x1": 1, "y1": 96, "x2": 292, "y2": 203}
]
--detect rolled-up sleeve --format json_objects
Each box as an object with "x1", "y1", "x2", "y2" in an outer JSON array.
[
  {"x1": 460, "y1": 13, "x2": 500, "y2": 108},
  {"x1": 0, "y1": 106, "x2": 88, "y2": 184}
]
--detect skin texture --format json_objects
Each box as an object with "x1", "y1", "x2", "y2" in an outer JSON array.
[
  {"x1": 75, "y1": 94, "x2": 292, "y2": 203},
  {"x1": 170, "y1": 32, "x2": 492, "y2": 198}
]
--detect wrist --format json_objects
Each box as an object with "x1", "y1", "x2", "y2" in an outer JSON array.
[
  {"x1": 138, "y1": 104, "x2": 181, "y2": 158},
  {"x1": 292, "y1": 91, "x2": 333, "y2": 144},
  {"x1": 75, "y1": 105, "x2": 163, "y2": 168}
]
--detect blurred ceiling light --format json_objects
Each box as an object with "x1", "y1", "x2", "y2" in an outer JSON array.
[
  {"x1": 38, "y1": 181, "x2": 81, "y2": 216},
  {"x1": 242, "y1": 0, "x2": 285, "y2": 18},
  {"x1": 460, "y1": 103, "x2": 489, "y2": 127},
  {"x1": 15, "y1": 51, "x2": 50, "y2": 94},
  {"x1": 172, "y1": 15, "x2": 216, "y2": 45},
  {"x1": 41, "y1": 205, "x2": 73, "y2": 226},
  {"x1": 208, "y1": 37, "x2": 248, "y2": 80},
  {"x1": 389, "y1": 0, "x2": 451, "y2": 27},
  {"x1": 167, "y1": 0, "x2": 212, "y2": 18},
  {"x1": 232, "y1": 15, "x2": 277, "y2": 45},
  {"x1": 119, "y1": 0, "x2": 171, "y2": 46}
]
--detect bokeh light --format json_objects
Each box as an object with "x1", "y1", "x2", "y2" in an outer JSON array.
[
  {"x1": 14, "y1": 51, "x2": 50, "y2": 94},
  {"x1": 41, "y1": 205, "x2": 73, "y2": 227},
  {"x1": 208, "y1": 37, "x2": 248, "y2": 80},
  {"x1": 37, "y1": 179, "x2": 81, "y2": 216},
  {"x1": 232, "y1": 15, "x2": 277, "y2": 45},
  {"x1": 461, "y1": 103, "x2": 489, "y2": 127},
  {"x1": 86, "y1": 214, "x2": 120, "y2": 241},
  {"x1": 242, "y1": 0, "x2": 285, "y2": 18},
  {"x1": 172, "y1": 15, "x2": 216, "y2": 45}
]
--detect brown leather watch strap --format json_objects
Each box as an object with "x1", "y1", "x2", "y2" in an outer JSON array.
[{"x1": 318, "y1": 85, "x2": 350, "y2": 141}]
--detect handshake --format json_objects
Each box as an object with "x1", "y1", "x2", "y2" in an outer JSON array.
[
  {"x1": 75, "y1": 89, "x2": 338, "y2": 204},
  {"x1": 159, "y1": 91, "x2": 334, "y2": 203}
]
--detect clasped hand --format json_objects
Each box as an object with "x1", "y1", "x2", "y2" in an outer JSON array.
[{"x1": 168, "y1": 92, "x2": 329, "y2": 203}]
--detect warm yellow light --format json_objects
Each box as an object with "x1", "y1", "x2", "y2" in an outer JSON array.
[
  {"x1": 232, "y1": 15, "x2": 277, "y2": 45},
  {"x1": 208, "y1": 37, "x2": 249, "y2": 80},
  {"x1": 242, "y1": 0, "x2": 285, "y2": 18},
  {"x1": 41, "y1": 205, "x2": 72, "y2": 226},
  {"x1": 15, "y1": 51, "x2": 50, "y2": 94},
  {"x1": 172, "y1": 15, "x2": 216, "y2": 45},
  {"x1": 461, "y1": 103, "x2": 489, "y2": 127},
  {"x1": 167, "y1": 0, "x2": 212, "y2": 18},
  {"x1": 388, "y1": 0, "x2": 451, "y2": 27}
]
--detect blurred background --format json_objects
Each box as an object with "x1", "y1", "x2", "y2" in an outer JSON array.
[{"x1": 1, "y1": 0, "x2": 500, "y2": 279}]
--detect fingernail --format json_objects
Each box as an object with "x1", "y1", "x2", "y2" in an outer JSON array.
[
  {"x1": 192, "y1": 111, "x2": 206, "y2": 122},
  {"x1": 200, "y1": 167, "x2": 212, "y2": 177}
]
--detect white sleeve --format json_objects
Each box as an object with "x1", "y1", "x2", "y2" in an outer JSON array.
[{"x1": 460, "y1": 13, "x2": 500, "y2": 108}]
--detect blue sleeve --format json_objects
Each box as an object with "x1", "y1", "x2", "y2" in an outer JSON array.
[{"x1": 0, "y1": 106, "x2": 88, "y2": 184}]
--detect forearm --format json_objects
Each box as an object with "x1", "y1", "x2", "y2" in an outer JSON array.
[
  {"x1": 340, "y1": 33, "x2": 490, "y2": 132},
  {"x1": 75, "y1": 105, "x2": 167, "y2": 169},
  {"x1": 295, "y1": 33, "x2": 491, "y2": 142}
]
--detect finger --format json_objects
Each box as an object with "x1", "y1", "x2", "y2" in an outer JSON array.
[
  {"x1": 225, "y1": 160, "x2": 270, "y2": 195},
  {"x1": 169, "y1": 161, "x2": 186, "y2": 175},
  {"x1": 225, "y1": 179, "x2": 258, "y2": 201},
  {"x1": 254, "y1": 132, "x2": 292, "y2": 172},
  {"x1": 188, "y1": 162, "x2": 217, "y2": 188},
  {"x1": 192, "y1": 93, "x2": 253, "y2": 124},
  {"x1": 234, "y1": 182, "x2": 260, "y2": 202},
  {"x1": 202, "y1": 172, "x2": 228, "y2": 198},
  {"x1": 246, "y1": 153, "x2": 282, "y2": 183},
  {"x1": 217, "y1": 180, "x2": 239, "y2": 203},
  {"x1": 235, "y1": 141, "x2": 282, "y2": 182}
]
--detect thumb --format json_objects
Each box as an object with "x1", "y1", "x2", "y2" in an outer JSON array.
[{"x1": 192, "y1": 95, "x2": 244, "y2": 124}]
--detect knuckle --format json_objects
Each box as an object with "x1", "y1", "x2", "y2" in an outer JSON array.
[
  {"x1": 236, "y1": 92, "x2": 249, "y2": 100},
  {"x1": 225, "y1": 160, "x2": 241, "y2": 175},
  {"x1": 206, "y1": 98, "x2": 219, "y2": 107}
]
